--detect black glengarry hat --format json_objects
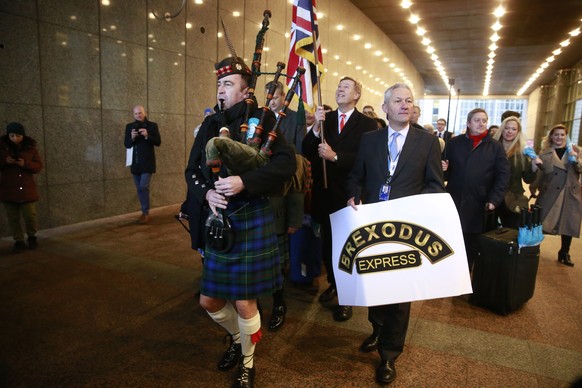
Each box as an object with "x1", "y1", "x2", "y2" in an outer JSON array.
[{"x1": 215, "y1": 56, "x2": 251, "y2": 79}]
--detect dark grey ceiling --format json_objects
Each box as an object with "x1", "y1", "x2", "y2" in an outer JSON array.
[{"x1": 350, "y1": 0, "x2": 582, "y2": 96}]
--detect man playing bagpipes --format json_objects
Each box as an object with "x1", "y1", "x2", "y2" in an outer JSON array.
[{"x1": 185, "y1": 55, "x2": 296, "y2": 387}]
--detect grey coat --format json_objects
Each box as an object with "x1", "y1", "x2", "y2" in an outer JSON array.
[{"x1": 532, "y1": 146, "x2": 582, "y2": 237}]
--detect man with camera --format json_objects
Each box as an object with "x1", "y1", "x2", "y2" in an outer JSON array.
[{"x1": 124, "y1": 105, "x2": 161, "y2": 224}]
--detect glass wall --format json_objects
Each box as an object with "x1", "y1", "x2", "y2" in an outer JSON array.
[{"x1": 418, "y1": 98, "x2": 528, "y2": 136}]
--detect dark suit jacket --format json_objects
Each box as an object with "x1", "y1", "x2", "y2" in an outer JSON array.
[
  {"x1": 434, "y1": 130, "x2": 453, "y2": 142},
  {"x1": 279, "y1": 108, "x2": 306, "y2": 153},
  {"x1": 347, "y1": 126, "x2": 445, "y2": 362},
  {"x1": 302, "y1": 109, "x2": 377, "y2": 223},
  {"x1": 348, "y1": 127, "x2": 445, "y2": 204}
]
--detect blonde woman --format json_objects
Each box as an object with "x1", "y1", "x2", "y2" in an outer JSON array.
[
  {"x1": 531, "y1": 124, "x2": 582, "y2": 267},
  {"x1": 492, "y1": 116, "x2": 540, "y2": 228}
]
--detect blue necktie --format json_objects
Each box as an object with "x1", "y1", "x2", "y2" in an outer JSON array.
[{"x1": 389, "y1": 132, "x2": 400, "y2": 163}]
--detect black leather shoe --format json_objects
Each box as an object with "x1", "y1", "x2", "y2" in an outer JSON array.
[
  {"x1": 333, "y1": 305, "x2": 352, "y2": 321},
  {"x1": 232, "y1": 365, "x2": 255, "y2": 388},
  {"x1": 376, "y1": 360, "x2": 397, "y2": 384},
  {"x1": 268, "y1": 305, "x2": 287, "y2": 332},
  {"x1": 318, "y1": 285, "x2": 337, "y2": 303},
  {"x1": 558, "y1": 251, "x2": 574, "y2": 267},
  {"x1": 27, "y1": 236, "x2": 38, "y2": 250},
  {"x1": 360, "y1": 331, "x2": 379, "y2": 352},
  {"x1": 218, "y1": 337, "x2": 241, "y2": 371},
  {"x1": 12, "y1": 241, "x2": 25, "y2": 254}
]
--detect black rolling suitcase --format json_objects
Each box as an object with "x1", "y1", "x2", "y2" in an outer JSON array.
[{"x1": 469, "y1": 228, "x2": 540, "y2": 315}]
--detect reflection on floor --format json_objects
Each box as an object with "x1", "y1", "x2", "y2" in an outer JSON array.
[{"x1": 1, "y1": 204, "x2": 581, "y2": 387}]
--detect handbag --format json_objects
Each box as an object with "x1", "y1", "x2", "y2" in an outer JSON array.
[{"x1": 205, "y1": 209, "x2": 235, "y2": 253}]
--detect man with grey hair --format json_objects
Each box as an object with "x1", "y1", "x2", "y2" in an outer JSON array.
[
  {"x1": 265, "y1": 80, "x2": 305, "y2": 152},
  {"x1": 124, "y1": 105, "x2": 161, "y2": 224},
  {"x1": 410, "y1": 104, "x2": 425, "y2": 131},
  {"x1": 263, "y1": 80, "x2": 306, "y2": 331},
  {"x1": 347, "y1": 83, "x2": 444, "y2": 384},
  {"x1": 303, "y1": 76, "x2": 377, "y2": 322}
]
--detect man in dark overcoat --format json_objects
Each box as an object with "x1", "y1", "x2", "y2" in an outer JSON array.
[{"x1": 302, "y1": 76, "x2": 377, "y2": 322}]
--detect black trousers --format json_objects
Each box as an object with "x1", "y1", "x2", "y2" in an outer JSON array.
[
  {"x1": 368, "y1": 303, "x2": 411, "y2": 362},
  {"x1": 320, "y1": 217, "x2": 336, "y2": 287}
]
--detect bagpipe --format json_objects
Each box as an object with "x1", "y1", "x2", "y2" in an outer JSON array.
[
  {"x1": 205, "y1": 63, "x2": 306, "y2": 176},
  {"x1": 204, "y1": 10, "x2": 310, "y2": 253}
]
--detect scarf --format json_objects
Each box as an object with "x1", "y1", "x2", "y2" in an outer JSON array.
[{"x1": 467, "y1": 131, "x2": 488, "y2": 149}]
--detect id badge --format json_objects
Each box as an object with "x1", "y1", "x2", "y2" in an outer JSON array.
[{"x1": 379, "y1": 184, "x2": 391, "y2": 201}]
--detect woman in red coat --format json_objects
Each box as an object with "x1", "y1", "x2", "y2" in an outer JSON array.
[{"x1": 0, "y1": 122, "x2": 43, "y2": 253}]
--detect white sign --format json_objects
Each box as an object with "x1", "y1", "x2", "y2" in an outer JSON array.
[
  {"x1": 126, "y1": 147, "x2": 133, "y2": 167},
  {"x1": 330, "y1": 193, "x2": 472, "y2": 307}
]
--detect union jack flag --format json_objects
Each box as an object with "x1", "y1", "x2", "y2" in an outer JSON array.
[{"x1": 287, "y1": 0, "x2": 324, "y2": 111}]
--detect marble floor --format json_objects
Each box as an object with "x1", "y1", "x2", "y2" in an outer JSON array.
[{"x1": 1, "y1": 204, "x2": 581, "y2": 387}]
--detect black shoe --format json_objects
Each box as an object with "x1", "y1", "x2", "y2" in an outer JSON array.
[
  {"x1": 218, "y1": 336, "x2": 241, "y2": 371},
  {"x1": 376, "y1": 360, "x2": 397, "y2": 384},
  {"x1": 232, "y1": 365, "x2": 255, "y2": 388},
  {"x1": 318, "y1": 285, "x2": 337, "y2": 303},
  {"x1": 27, "y1": 236, "x2": 38, "y2": 250},
  {"x1": 558, "y1": 251, "x2": 574, "y2": 267},
  {"x1": 268, "y1": 305, "x2": 287, "y2": 332},
  {"x1": 333, "y1": 305, "x2": 352, "y2": 322},
  {"x1": 360, "y1": 330, "x2": 379, "y2": 352},
  {"x1": 12, "y1": 241, "x2": 26, "y2": 254}
]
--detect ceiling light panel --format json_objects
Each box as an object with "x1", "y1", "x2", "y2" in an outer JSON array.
[{"x1": 517, "y1": 19, "x2": 582, "y2": 95}]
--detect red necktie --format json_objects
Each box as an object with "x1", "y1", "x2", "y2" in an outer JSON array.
[{"x1": 339, "y1": 114, "x2": 346, "y2": 132}]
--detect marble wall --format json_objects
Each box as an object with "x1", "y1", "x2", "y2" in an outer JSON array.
[{"x1": 0, "y1": 0, "x2": 423, "y2": 236}]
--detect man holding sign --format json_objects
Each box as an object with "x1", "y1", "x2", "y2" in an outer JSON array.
[{"x1": 346, "y1": 83, "x2": 445, "y2": 385}]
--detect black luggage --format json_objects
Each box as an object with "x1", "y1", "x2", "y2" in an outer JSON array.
[{"x1": 469, "y1": 228, "x2": 540, "y2": 315}]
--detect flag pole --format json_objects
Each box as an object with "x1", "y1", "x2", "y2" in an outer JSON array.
[{"x1": 311, "y1": 28, "x2": 328, "y2": 188}]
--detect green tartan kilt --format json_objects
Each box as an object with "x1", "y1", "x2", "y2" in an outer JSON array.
[{"x1": 201, "y1": 197, "x2": 283, "y2": 300}]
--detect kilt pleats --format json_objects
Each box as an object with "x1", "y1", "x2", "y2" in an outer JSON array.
[{"x1": 201, "y1": 198, "x2": 283, "y2": 300}]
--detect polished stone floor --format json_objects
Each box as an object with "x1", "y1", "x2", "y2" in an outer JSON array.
[{"x1": 1, "y1": 204, "x2": 581, "y2": 387}]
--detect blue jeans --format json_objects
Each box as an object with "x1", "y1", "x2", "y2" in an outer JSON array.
[{"x1": 132, "y1": 173, "x2": 152, "y2": 214}]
